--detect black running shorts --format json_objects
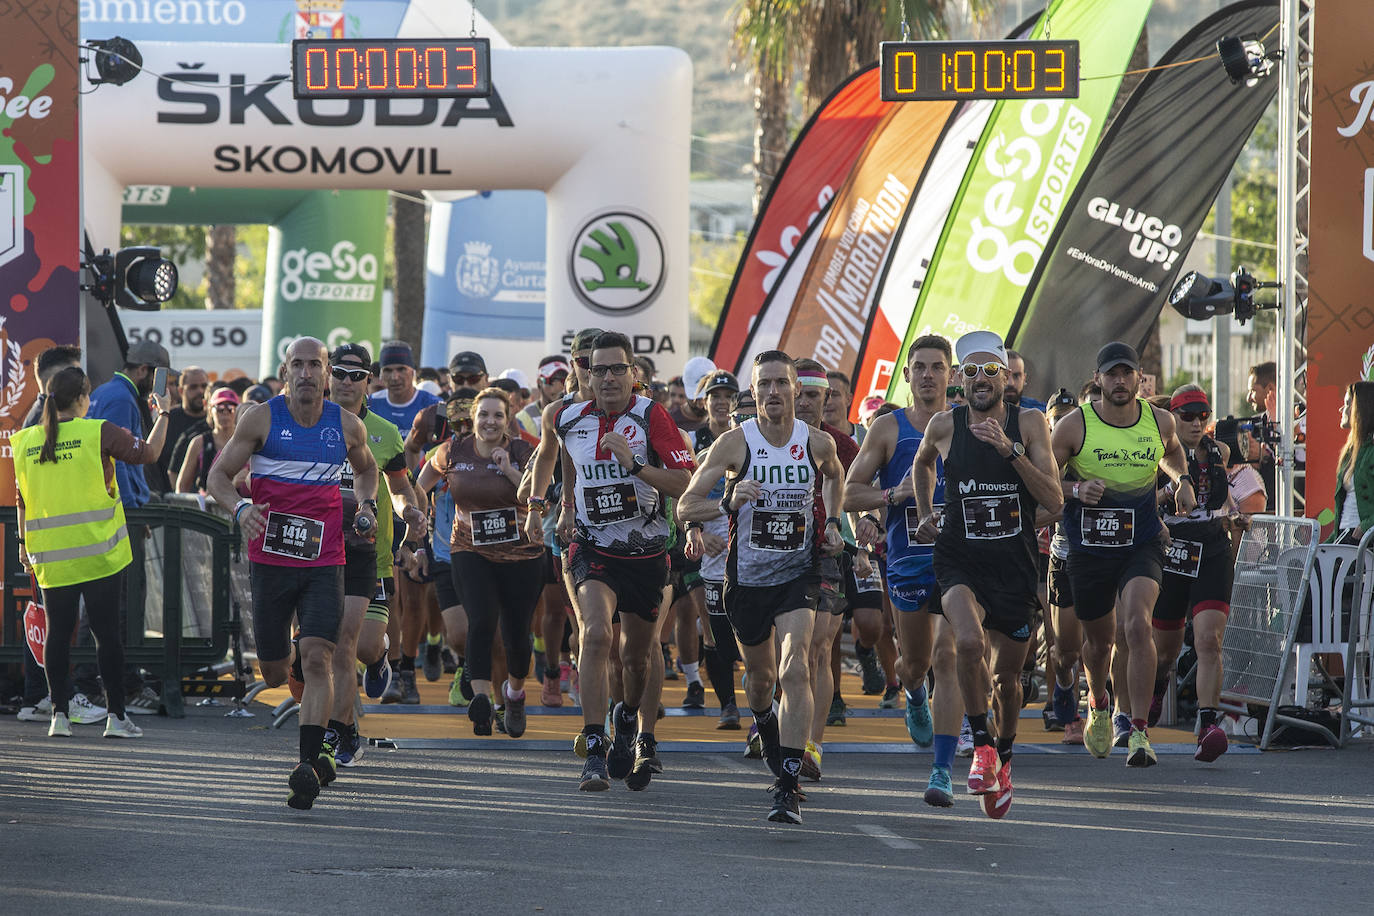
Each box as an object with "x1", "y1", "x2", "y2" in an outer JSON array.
[
  {"x1": 1047, "y1": 554, "x2": 1074, "y2": 608},
  {"x1": 723, "y1": 574, "x2": 820, "y2": 647},
  {"x1": 933, "y1": 556, "x2": 1035, "y2": 642},
  {"x1": 343, "y1": 543, "x2": 378, "y2": 599},
  {"x1": 249, "y1": 562, "x2": 344, "y2": 661},
  {"x1": 567, "y1": 538, "x2": 668, "y2": 623},
  {"x1": 1066, "y1": 541, "x2": 1164, "y2": 623}
]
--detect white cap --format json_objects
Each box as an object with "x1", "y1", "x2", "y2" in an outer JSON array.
[
  {"x1": 498, "y1": 368, "x2": 532, "y2": 392},
  {"x1": 417, "y1": 380, "x2": 443, "y2": 397},
  {"x1": 954, "y1": 330, "x2": 1008, "y2": 368},
  {"x1": 681, "y1": 356, "x2": 717, "y2": 399}
]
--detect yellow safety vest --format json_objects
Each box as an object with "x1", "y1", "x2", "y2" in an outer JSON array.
[{"x1": 12, "y1": 418, "x2": 132, "y2": 589}]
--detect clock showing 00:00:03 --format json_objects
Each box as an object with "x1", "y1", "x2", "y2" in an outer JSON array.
[{"x1": 291, "y1": 38, "x2": 492, "y2": 99}]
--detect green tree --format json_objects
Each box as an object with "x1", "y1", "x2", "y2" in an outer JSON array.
[{"x1": 690, "y1": 232, "x2": 747, "y2": 329}]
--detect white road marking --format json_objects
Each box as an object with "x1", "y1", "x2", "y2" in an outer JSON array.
[{"x1": 857, "y1": 823, "x2": 919, "y2": 850}]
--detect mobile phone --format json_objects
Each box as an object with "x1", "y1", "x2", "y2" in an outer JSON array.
[{"x1": 153, "y1": 367, "x2": 168, "y2": 398}]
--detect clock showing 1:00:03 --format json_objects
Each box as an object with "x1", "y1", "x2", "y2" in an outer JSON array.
[
  {"x1": 880, "y1": 40, "x2": 1079, "y2": 102},
  {"x1": 291, "y1": 38, "x2": 492, "y2": 99}
]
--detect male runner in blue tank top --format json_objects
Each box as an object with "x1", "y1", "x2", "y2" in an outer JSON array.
[
  {"x1": 845, "y1": 334, "x2": 963, "y2": 807},
  {"x1": 913, "y1": 331, "x2": 1062, "y2": 819}
]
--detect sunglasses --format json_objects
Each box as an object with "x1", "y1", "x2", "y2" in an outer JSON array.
[
  {"x1": 731, "y1": 413, "x2": 756, "y2": 424},
  {"x1": 1178, "y1": 410, "x2": 1211, "y2": 422},
  {"x1": 212, "y1": 403, "x2": 237, "y2": 413},
  {"x1": 946, "y1": 386, "x2": 964, "y2": 398},
  {"x1": 589, "y1": 363, "x2": 631, "y2": 378},
  {"x1": 959, "y1": 363, "x2": 1003, "y2": 380},
  {"x1": 574, "y1": 356, "x2": 590, "y2": 370},
  {"x1": 330, "y1": 366, "x2": 369, "y2": 382},
  {"x1": 451, "y1": 373, "x2": 484, "y2": 386}
]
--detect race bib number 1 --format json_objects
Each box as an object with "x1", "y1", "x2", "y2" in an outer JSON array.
[
  {"x1": 262, "y1": 511, "x2": 325, "y2": 561},
  {"x1": 961, "y1": 494, "x2": 1021, "y2": 540},
  {"x1": 1081, "y1": 507, "x2": 1134, "y2": 548}
]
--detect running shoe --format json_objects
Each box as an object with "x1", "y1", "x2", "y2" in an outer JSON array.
[
  {"x1": 17, "y1": 696, "x2": 53, "y2": 722},
  {"x1": 380, "y1": 667, "x2": 403, "y2": 704},
  {"x1": 967, "y1": 744, "x2": 999, "y2": 795},
  {"x1": 1195, "y1": 723, "x2": 1229, "y2": 763},
  {"x1": 662, "y1": 645, "x2": 678, "y2": 680},
  {"x1": 568, "y1": 666, "x2": 581, "y2": 708},
  {"x1": 573, "y1": 732, "x2": 588, "y2": 759},
  {"x1": 560, "y1": 661, "x2": 572, "y2": 693},
  {"x1": 288, "y1": 640, "x2": 305, "y2": 703},
  {"x1": 1112, "y1": 712, "x2": 1132, "y2": 748},
  {"x1": 827, "y1": 695, "x2": 847, "y2": 727},
  {"x1": 48, "y1": 712, "x2": 72, "y2": 738},
  {"x1": 982, "y1": 758, "x2": 1014, "y2": 819},
  {"x1": 767, "y1": 783, "x2": 802, "y2": 825},
  {"x1": 744, "y1": 723, "x2": 763, "y2": 759},
  {"x1": 683, "y1": 681, "x2": 706, "y2": 710},
  {"x1": 398, "y1": 669, "x2": 421, "y2": 705},
  {"x1": 422, "y1": 639, "x2": 442, "y2": 682},
  {"x1": 364, "y1": 655, "x2": 394, "y2": 700},
  {"x1": 1042, "y1": 703, "x2": 1062, "y2": 732},
  {"x1": 923, "y1": 765, "x2": 954, "y2": 808},
  {"x1": 856, "y1": 646, "x2": 884, "y2": 695},
  {"x1": 287, "y1": 761, "x2": 321, "y2": 810},
  {"x1": 904, "y1": 688, "x2": 934, "y2": 748},
  {"x1": 447, "y1": 667, "x2": 470, "y2": 707},
  {"x1": 541, "y1": 673, "x2": 563, "y2": 708},
  {"x1": 802, "y1": 741, "x2": 818, "y2": 785},
  {"x1": 956, "y1": 716, "x2": 974, "y2": 758},
  {"x1": 103, "y1": 714, "x2": 143, "y2": 739},
  {"x1": 336, "y1": 729, "x2": 364, "y2": 767},
  {"x1": 579, "y1": 754, "x2": 610, "y2": 792},
  {"x1": 441, "y1": 646, "x2": 459, "y2": 675},
  {"x1": 459, "y1": 663, "x2": 474, "y2": 701},
  {"x1": 1148, "y1": 690, "x2": 1166, "y2": 729},
  {"x1": 1083, "y1": 707, "x2": 1113, "y2": 758},
  {"x1": 504, "y1": 688, "x2": 527, "y2": 738},
  {"x1": 125, "y1": 685, "x2": 161, "y2": 716},
  {"x1": 321, "y1": 728, "x2": 339, "y2": 762},
  {"x1": 718, "y1": 702, "x2": 741, "y2": 730},
  {"x1": 312, "y1": 750, "x2": 337, "y2": 787},
  {"x1": 68, "y1": 692, "x2": 108, "y2": 725},
  {"x1": 1051, "y1": 683, "x2": 1077, "y2": 732},
  {"x1": 1126, "y1": 728, "x2": 1157, "y2": 768},
  {"x1": 1061, "y1": 718, "x2": 1085, "y2": 746},
  {"x1": 533, "y1": 652, "x2": 546, "y2": 685},
  {"x1": 879, "y1": 684, "x2": 902, "y2": 709},
  {"x1": 626, "y1": 735, "x2": 660, "y2": 791},
  {"x1": 468, "y1": 693, "x2": 493, "y2": 736},
  {"x1": 607, "y1": 702, "x2": 638, "y2": 780}
]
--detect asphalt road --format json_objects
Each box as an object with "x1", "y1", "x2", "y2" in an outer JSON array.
[{"x1": 2, "y1": 709, "x2": 1371, "y2": 915}]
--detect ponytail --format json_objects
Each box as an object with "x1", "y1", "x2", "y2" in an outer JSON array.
[{"x1": 39, "y1": 366, "x2": 90, "y2": 464}]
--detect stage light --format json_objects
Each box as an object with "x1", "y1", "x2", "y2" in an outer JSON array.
[
  {"x1": 1169, "y1": 266, "x2": 1279, "y2": 326},
  {"x1": 82, "y1": 246, "x2": 179, "y2": 311},
  {"x1": 87, "y1": 37, "x2": 143, "y2": 87},
  {"x1": 1217, "y1": 35, "x2": 1275, "y2": 88}
]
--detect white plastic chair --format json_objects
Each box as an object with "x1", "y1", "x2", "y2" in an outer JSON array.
[{"x1": 1291, "y1": 544, "x2": 1366, "y2": 705}]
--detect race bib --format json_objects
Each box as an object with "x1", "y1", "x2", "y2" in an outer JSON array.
[
  {"x1": 1163, "y1": 538, "x2": 1203, "y2": 578},
  {"x1": 904, "y1": 503, "x2": 944, "y2": 542},
  {"x1": 750, "y1": 510, "x2": 806, "y2": 551},
  {"x1": 262, "y1": 511, "x2": 325, "y2": 561},
  {"x1": 373, "y1": 578, "x2": 388, "y2": 602},
  {"x1": 1081, "y1": 507, "x2": 1134, "y2": 548},
  {"x1": 340, "y1": 462, "x2": 356, "y2": 498},
  {"x1": 854, "y1": 565, "x2": 883, "y2": 593},
  {"x1": 585, "y1": 483, "x2": 638, "y2": 526},
  {"x1": 470, "y1": 507, "x2": 519, "y2": 546},
  {"x1": 961, "y1": 494, "x2": 1022, "y2": 540},
  {"x1": 703, "y1": 580, "x2": 723, "y2": 614}
]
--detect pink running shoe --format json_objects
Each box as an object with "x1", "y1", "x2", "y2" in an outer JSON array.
[
  {"x1": 1195, "y1": 723, "x2": 1229, "y2": 762},
  {"x1": 967, "y1": 744, "x2": 999, "y2": 795}
]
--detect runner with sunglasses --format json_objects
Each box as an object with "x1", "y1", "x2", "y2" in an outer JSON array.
[
  {"x1": 524, "y1": 331, "x2": 695, "y2": 792},
  {"x1": 913, "y1": 331, "x2": 1061, "y2": 819},
  {"x1": 1149, "y1": 384, "x2": 1246, "y2": 762},
  {"x1": 1050, "y1": 342, "x2": 1195, "y2": 768}
]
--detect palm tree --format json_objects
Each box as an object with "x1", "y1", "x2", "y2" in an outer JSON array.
[
  {"x1": 205, "y1": 225, "x2": 236, "y2": 309},
  {"x1": 392, "y1": 193, "x2": 427, "y2": 353}
]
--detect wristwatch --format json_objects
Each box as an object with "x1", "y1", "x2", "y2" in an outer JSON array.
[
  {"x1": 1008, "y1": 441, "x2": 1026, "y2": 461},
  {"x1": 1176, "y1": 474, "x2": 1194, "y2": 487},
  {"x1": 627, "y1": 454, "x2": 647, "y2": 476},
  {"x1": 362, "y1": 498, "x2": 379, "y2": 512}
]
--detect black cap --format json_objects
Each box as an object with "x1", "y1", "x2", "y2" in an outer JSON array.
[
  {"x1": 330, "y1": 342, "x2": 371, "y2": 369},
  {"x1": 489, "y1": 377, "x2": 520, "y2": 395},
  {"x1": 699, "y1": 370, "x2": 740, "y2": 397},
  {"x1": 448, "y1": 350, "x2": 487, "y2": 375},
  {"x1": 1095, "y1": 341, "x2": 1140, "y2": 373},
  {"x1": 571, "y1": 327, "x2": 603, "y2": 354},
  {"x1": 244, "y1": 385, "x2": 273, "y2": 404},
  {"x1": 732, "y1": 390, "x2": 757, "y2": 412}
]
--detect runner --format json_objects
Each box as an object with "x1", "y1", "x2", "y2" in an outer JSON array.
[
  {"x1": 207, "y1": 337, "x2": 380, "y2": 810},
  {"x1": 913, "y1": 331, "x2": 1062, "y2": 818},
  {"x1": 679, "y1": 350, "x2": 847, "y2": 825},
  {"x1": 845, "y1": 334, "x2": 963, "y2": 807},
  {"x1": 524, "y1": 331, "x2": 695, "y2": 791},
  {"x1": 323, "y1": 343, "x2": 427, "y2": 766},
  {"x1": 1046, "y1": 388, "x2": 1086, "y2": 746},
  {"x1": 1150, "y1": 384, "x2": 1248, "y2": 762},
  {"x1": 418, "y1": 387, "x2": 543, "y2": 737},
  {"x1": 1050, "y1": 342, "x2": 1195, "y2": 767}
]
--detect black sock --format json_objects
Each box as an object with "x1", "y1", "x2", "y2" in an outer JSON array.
[
  {"x1": 389, "y1": 657, "x2": 401, "y2": 671},
  {"x1": 968, "y1": 713, "x2": 992, "y2": 746},
  {"x1": 1199, "y1": 707, "x2": 1218, "y2": 730},
  {"x1": 855, "y1": 642, "x2": 874, "y2": 658},
  {"x1": 619, "y1": 704, "x2": 639, "y2": 724},
  {"x1": 327, "y1": 718, "x2": 347, "y2": 737},
  {"x1": 753, "y1": 707, "x2": 781, "y2": 776},
  {"x1": 399, "y1": 654, "x2": 416, "y2": 672},
  {"x1": 299, "y1": 724, "x2": 326, "y2": 762},
  {"x1": 778, "y1": 745, "x2": 804, "y2": 791},
  {"x1": 581, "y1": 724, "x2": 608, "y2": 756},
  {"x1": 996, "y1": 736, "x2": 1014, "y2": 764},
  {"x1": 1153, "y1": 676, "x2": 1169, "y2": 698}
]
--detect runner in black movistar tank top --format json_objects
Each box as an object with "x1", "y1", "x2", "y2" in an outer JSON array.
[
  {"x1": 1051, "y1": 341, "x2": 1195, "y2": 769},
  {"x1": 845, "y1": 334, "x2": 963, "y2": 808},
  {"x1": 1150, "y1": 385, "x2": 1246, "y2": 764},
  {"x1": 914, "y1": 331, "x2": 1062, "y2": 821},
  {"x1": 680, "y1": 349, "x2": 847, "y2": 827}
]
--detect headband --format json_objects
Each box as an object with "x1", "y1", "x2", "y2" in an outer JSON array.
[
  {"x1": 1170, "y1": 390, "x2": 1210, "y2": 411},
  {"x1": 797, "y1": 369, "x2": 830, "y2": 389}
]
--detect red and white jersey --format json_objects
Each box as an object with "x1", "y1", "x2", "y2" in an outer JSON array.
[{"x1": 557, "y1": 395, "x2": 695, "y2": 556}]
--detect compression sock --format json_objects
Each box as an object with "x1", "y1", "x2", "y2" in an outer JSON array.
[
  {"x1": 299, "y1": 724, "x2": 326, "y2": 763},
  {"x1": 778, "y1": 746, "x2": 804, "y2": 791},
  {"x1": 581, "y1": 724, "x2": 608, "y2": 757},
  {"x1": 968, "y1": 713, "x2": 992, "y2": 747},
  {"x1": 327, "y1": 719, "x2": 348, "y2": 738},
  {"x1": 933, "y1": 733, "x2": 957, "y2": 771},
  {"x1": 681, "y1": 661, "x2": 701, "y2": 685},
  {"x1": 753, "y1": 706, "x2": 782, "y2": 777},
  {"x1": 996, "y1": 736, "x2": 1015, "y2": 765},
  {"x1": 906, "y1": 682, "x2": 928, "y2": 707}
]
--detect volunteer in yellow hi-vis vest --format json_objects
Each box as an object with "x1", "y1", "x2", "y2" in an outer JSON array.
[{"x1": 13, "y1": 365, "x2": 170, "y2": 739}]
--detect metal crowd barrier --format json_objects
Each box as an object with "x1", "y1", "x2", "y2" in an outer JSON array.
[{"x1": 1, "y1": 500, "x2": 251, "y2": 718}]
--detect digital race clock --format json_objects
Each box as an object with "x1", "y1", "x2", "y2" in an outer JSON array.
[
  {"x1": 880, "y1": 40, "x2": 1079, "y2": 102},
  {"x1": 291, "y1": 38, "x2": 491, "y2": 99}
]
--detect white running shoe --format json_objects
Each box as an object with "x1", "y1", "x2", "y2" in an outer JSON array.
[
  {"x1": 68, "y1": 693, "x2": 108, "y2": 725},
  {"x1": 104, "y1": 714, "x2": 144, "y2": 739},
  {"x1": 956, "y1": 715, "x2": 975, "y2": 758},
  {"x1": 125, "y1": 686, "x2": 160, "y2": 715},
  {"x1": 49, "y1": 713, "x2": 72, "y2": 737},
  {"x1": 18, "y1": 696, "x2": 53, "y2": 722}
]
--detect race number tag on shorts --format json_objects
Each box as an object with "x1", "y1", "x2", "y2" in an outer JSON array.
[
  {"x1": 750, "y1": 510, "x2": 806, "y2": 551},
  {"x1": 262, "y1": 511, "x2": 325, "y2": 561},
  {"x1": 904, "y1": 503, "x2": 944, "y2": 542},
  {"x1": 1163, "y1": 538, "x2": 1203, "y2": 578},
  {"x1": 855, "y1": 566, "x2": 883, "y2": 593},
  {"x1": 585, "y1": 483, "x2": 638, "y2": 526},
  {"x1": 373, "y1": 579, "x2": 388, "y2": 602},
  {"x1": 1081, "y1": 507, "x2": 1134, "y2": 548},
  {"x1": 961, "y1": 495, "x2": 1021, "y2": 540},
  {"x1": 704, "y1": 580, "x2": 723, "y2": 614},
  {"x1": 470, "y1": 508, "x2": 519, "y2": 545}
]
